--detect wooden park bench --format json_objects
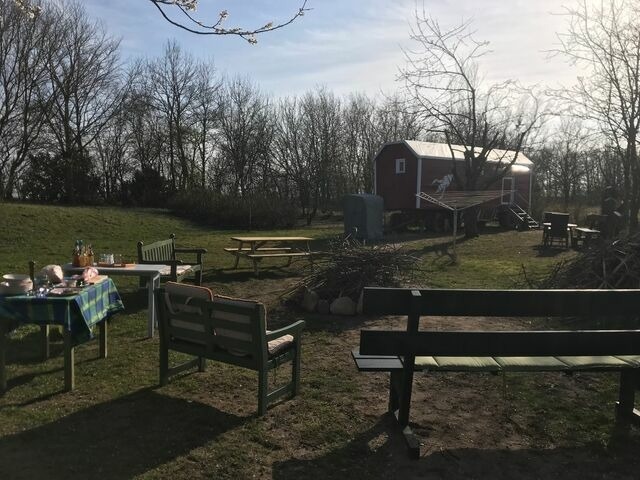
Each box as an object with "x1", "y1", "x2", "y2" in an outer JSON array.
[
  {"x1": 353, "y1": 287, "x2": 640, "y2": 458},
  {"x1": 156, "y1": 283, "x2": 305, "y2": 415},
  {"x1": 137, "y1": 233, "x2": 206, "y2": 286}
]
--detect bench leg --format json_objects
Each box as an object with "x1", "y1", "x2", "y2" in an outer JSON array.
[
  {"x1": 616, "y1": 370, "x2": 640, "y2": 426},
  {"x1": 388, "y1": 366, "x2": 420, "y2": 459}
]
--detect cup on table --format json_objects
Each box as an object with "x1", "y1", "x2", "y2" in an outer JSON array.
[
  {"x1": 113, "y1": 254, "x2": 123, "y2": 265},
  {"x1": 100, "y1": 253, "x2": 114, "y2": 264}
]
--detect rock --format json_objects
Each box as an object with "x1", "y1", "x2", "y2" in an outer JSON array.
[
  {"x1": 317, "y1": 299, "x2": 331, "y2": 314},
  {"x1": 330, "y1": 296, "x2": 357, "y2": 316},
  {"x1": 301, "y1": 289, "x2": 319, "y2": 312}
]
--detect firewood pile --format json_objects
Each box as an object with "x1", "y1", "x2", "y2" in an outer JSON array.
[
  {"x1": 540, "y1": 233, "x2": 640, "y2": 289},
  {"x1": 287, "y1": 236, "x2": 417, "y2": 302}
]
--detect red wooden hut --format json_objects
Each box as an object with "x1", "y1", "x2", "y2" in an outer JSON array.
[{"x1": 373, "y1": 140, "x2": 536, "y2": 229}]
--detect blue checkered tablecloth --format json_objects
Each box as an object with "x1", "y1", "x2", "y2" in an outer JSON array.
[{"x1": 0, "y1": 279, "x2": 124, "y2": 344}]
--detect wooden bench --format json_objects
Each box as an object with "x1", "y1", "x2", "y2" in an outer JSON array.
[
  {"x1": 572, "y1": 227, "x2": 601, "y2": 248},
  {"x1": 137, "y1": 233, "x2": 206, "y2": 286},
  {"x1": 156, "y1": 283, "x2": 305, "y2": 415},
  {"x1": 353, "y1": 287, "x2": 640, "y2": 458}
]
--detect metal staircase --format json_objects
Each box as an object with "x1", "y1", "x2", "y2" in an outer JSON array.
[{"x1": 506, "y1": 203, "x2": 539, "y2": 230}]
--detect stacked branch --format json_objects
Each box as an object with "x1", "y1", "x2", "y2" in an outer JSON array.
[
  {"x1": 538, "y1": 233, "x2": 640, "y2": 289},
  {"x1": 288, "y1": 237, "x2": 418, "y2": 302}
]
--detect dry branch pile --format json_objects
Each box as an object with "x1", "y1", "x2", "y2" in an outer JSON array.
[
  {"x1": 288, "y1": 237, "x2": 418, "y2": 301},
  {"x1": 541, "y1": 233, "x2": 640, "y2": 289}
]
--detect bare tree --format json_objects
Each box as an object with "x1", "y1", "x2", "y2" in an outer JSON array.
[
  {"x1": 149, "y1": 0, "x2": 310, "y2": 43},
  {"x1": 41, "y1": 0, "x2": 125, "y2": 202},
  {"x1": 553, "y1": 0, "x2": 640, "y2": 230},
  {"x1": 0, "y1": 0, "x2": 51, "y2": 198},
  {"x1": 217, "y1": 76, "x2": 274, "y2": 197},
  {"x1": 400, "y1": 10, "x2": 543, "y2": 237},
  {"x1": 146, "y1": 41, "x2": 199, "y2": 191}
]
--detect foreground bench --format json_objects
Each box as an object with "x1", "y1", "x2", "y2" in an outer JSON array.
[
  {"x1": 353, "y1": 287, "x2": 640, "y2": 458},
  {"x1": 137, "y1": 233, "x2": 206, "y2": 286},
  {"x1": 157, "y1": 283, "x2": 305, "y2": 415}
]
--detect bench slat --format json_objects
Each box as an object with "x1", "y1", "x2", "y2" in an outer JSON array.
[
  {"x1": 362, "y1": 287, "x2": 640, "y2": 317},
  {"x1": 360, "y1": 330, "x2": 640, "y2": 357}
]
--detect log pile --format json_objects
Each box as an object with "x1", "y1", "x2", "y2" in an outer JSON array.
[
  {"x1": 286, "y1": 236, "x2": 417, "y2": 303},
  {"x1": 540, "y1": 233, "x2": 640, "y2": 289}
]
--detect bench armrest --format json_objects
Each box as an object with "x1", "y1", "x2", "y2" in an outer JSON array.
[
  {"x1": 174, "y1": 247, "x2": 206, "y2": 265},
  {"x1": 266, "y1": 320, "x2": 306, "y2": 341},
  {"x1": 175, "y1": 247, "x2": 207, "y2": 255}
]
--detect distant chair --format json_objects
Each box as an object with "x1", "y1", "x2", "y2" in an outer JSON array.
[{"x1": 543, "y1": 213, "x2": 570, "y2": 248}]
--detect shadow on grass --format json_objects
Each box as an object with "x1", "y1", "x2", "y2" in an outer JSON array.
[
  {"x1": 532, "y1": 244, "x2": 572, "y2": 258},
  {"x1": 0, "y1": 388, "x2": 243, "y2": 479},
  {"x1": 272, "y1": 415, "x2": 640, "y2": 479}
]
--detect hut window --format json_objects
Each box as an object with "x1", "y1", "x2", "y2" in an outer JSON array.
[{"x1": 395, "y1": 158, "x2": 406, "y2": 174}]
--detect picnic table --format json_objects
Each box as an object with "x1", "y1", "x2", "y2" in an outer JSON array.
[
  {"x1": 224, "y1": 236, "x2": 313, "y2": 276},
  {"x1": 0, "y1": 278, "x2": 124, "y2": 393}
]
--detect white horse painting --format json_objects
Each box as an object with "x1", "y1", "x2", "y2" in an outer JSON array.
[{"x1": 432, "y1": 173, "x2": 453, "y2": 197}]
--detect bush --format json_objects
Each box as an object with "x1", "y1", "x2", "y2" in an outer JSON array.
[{"x1": 168, "y1": 189, "x2": 298, "y2": 229}]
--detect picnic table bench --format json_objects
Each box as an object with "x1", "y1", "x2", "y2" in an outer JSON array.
[
  {"x1": 353, "y1": 287, "x2": 640, "y2": 458},
  {"x1": 224, "y1": 236, "x2": 313, "y2": 276}
]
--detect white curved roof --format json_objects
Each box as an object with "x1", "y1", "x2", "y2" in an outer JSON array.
[{"x1": 403, "y1": 140, "x2": 533, "y2": 166}]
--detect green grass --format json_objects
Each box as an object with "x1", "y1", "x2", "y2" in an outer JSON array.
[{"x1": 1, "y1": 202, "x2": 638, "y2": 479}]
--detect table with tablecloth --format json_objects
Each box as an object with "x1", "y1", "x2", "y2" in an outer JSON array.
[{"x1": 0, "y1": 278, "x2": 124, "y2": 393}]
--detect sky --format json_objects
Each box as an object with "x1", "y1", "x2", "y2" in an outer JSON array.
[{"x1": 80, "y1": 0, "x2": 592, "y2": 98}]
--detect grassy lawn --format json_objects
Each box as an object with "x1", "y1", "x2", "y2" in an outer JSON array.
[{"x1": 1, "y1": 203, "x2": 639, "y2": 479}]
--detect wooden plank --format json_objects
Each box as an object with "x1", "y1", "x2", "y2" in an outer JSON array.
[
  {"x1": 230, "y1": 236, "x2": 312, "y2": 242},
  {"x1": 360, "y1": 330, "x2": 640, "y2": 357},
  {"x1": 351, "y1": 350, "x2": 404, "y2": 371},
  {"x1": 246, "y1": 252, "x2": 310, "y2": 259},
  {"x1": 223, "y1": 247, "x2": 292, "y2": 252},
  {"x1": 362, "y1": 287, "x2": 640, "y2": 317}
]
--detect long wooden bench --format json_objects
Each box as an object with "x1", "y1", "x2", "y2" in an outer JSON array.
[
  {"x1": 137, "y1": 233, "x2": 206, "y2": 286},
  {"x1": 353, "y1": 287, "x2": 640, "y2": 458}
]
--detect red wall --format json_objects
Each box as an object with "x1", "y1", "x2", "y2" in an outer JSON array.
[
  {"x1": 375, "y1": 143, "x2": 532, "y2": 210},
  {"x1": 375, "y1": 143, "x2": 418, "y2": 210}
]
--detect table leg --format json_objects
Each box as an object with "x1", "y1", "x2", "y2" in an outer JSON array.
[
  {"x1": 147, "y1": 273, "x2": 160, "y2": 338},
  {"x1": 99, "y1": 319, "x2": 108, "y2": 359},
  {"x1": 233, "y1": 242, "x2": 243, "y2": 269},
  {"x1": 63, "y1": 329, "x2": 75, "y2": 392},
  {"x1": 40, "y1": 324, "x2": 50, "y2": 360},
  {"x1": 0, "y1": 322, "x2": 7, "y2": 394}
]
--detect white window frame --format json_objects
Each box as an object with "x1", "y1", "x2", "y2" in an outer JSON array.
[{"x1": 395, "y1": 158, "x2": 406, "y2": 174}]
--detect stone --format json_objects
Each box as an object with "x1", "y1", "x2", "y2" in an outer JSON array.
[
  {"x1": 301, "y1": 289, "x2": 319, "y2": 312},
  {"x1": 330, "y1": 296, "x2": 357, "y2": 316},
  {"x1": 317, "y1": 299, "x2": 331, "y2": 314}
]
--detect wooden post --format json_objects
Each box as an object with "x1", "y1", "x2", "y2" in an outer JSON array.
[
  {"x1": 397, "y1": 290, "x2": 421, "y2": 426},
  {"x1": 63, "y1": 329, "x2": 75, "y2": 392}
]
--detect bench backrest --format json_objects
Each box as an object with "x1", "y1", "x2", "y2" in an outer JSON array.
[
  {"x1": 138, "y1": 234, "x2": 176, "y2": 263},
  {"x1": 360, "y1": 287, "x2": 640, "y2": 357},
  {"x1": 157, "y1": 287, "x2": 269, "y2": 368}
]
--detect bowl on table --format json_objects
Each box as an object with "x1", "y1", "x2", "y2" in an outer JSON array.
[{"x1": 0, "y1": 274, "x2": 33, "y2": 295}]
